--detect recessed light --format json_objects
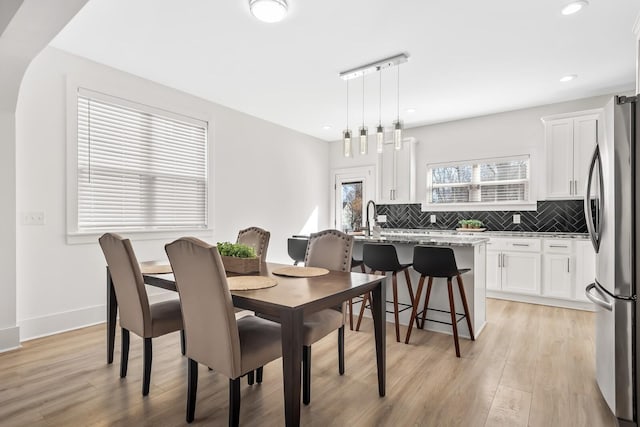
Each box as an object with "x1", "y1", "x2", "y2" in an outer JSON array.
[
  {"x1": 560, "y1": 74, "x2": 578, "y2": 82},
  {"x1": 322, "y1": 125, "x2": 332, "y2": 130},
  {"x1": 406, "y1": 108, "x2": 416, "y2": 114},
  {"x1": 561, "y1": 0, "x2": 588, "y2": 16},
  {"x1": 249, "y1": 0, "x2": 288, "y2": 23}
]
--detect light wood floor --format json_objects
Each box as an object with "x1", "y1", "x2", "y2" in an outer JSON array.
[{"x1": 0, "y1": 299, "x2": 617, "y2": 426}]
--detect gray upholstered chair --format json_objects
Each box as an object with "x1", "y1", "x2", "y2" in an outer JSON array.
[
  {"x1": 301, "y1": 229, "x2": 353, "y2": 405},
  {"x1": 236, "y1": 226, "x2": 271, "y2": 263},
  {"x1": 165, "y1": 237, "x2": 282, "y2": 425},
  {"x1": 98, "y1": 233, "x2": 184, "y2": 396}
]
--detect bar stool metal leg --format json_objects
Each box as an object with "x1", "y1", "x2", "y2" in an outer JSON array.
[
  {"x1": 447, "y1": 278, "x2": 461, "y2": 357},
  {"x1": 405, "y1": 275, "x2": 426, "y2": 344},
  {"x1": 392, "y1": 272, "x2": 401, "y2": 342},
  {"x1": 419, "y1": 277, "x2": 434, "y2": 330}
]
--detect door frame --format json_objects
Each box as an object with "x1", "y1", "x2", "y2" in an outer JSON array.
[{"x1": 331, "y1": 166, "x2": 375, "y2": 231}]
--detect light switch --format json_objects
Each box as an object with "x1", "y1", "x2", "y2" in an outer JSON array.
[
  {"x1": 513, "y1": 214, "x2": 521, "y2": 224},
  {"x1": 430, "y1": 214, "x2": 437, "y2": 223},
  {"x1": 22, "y1": 211, "x2": 45, "y2": 225}
]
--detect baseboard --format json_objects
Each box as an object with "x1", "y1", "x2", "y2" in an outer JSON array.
[
  {"x1": 0, "y1": 325, "x2": 20, "y2": 353},
  {"x1": 19, "y1": 305, "x2": 105, "y2": 342},
  {"x1": 486, "y1": 291, "x2": 595, "y2": 311}
]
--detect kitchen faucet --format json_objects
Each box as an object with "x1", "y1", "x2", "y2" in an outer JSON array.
[{"x1": 365, "y1": 200, "x2": 377, "y2": 236}]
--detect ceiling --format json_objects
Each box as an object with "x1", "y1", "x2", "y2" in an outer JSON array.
[{"x1": 50, "y1": 0, "x2": 639, "y2": 142}]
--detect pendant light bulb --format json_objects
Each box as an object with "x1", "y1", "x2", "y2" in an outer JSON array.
[{"x1": 376, "y1": 124, "x2": 384, "y2": 153}]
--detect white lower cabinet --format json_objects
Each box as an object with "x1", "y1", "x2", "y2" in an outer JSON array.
[{"x1": 487, "y1": 236, "x2": 594, "y2": 310}]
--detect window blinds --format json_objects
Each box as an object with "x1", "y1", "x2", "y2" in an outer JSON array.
[
  {"x1": 77, "y1": 90, "x2": 208, "y2": 231},
  {"x1": 429, "y1": 157, "x2": 529, "y2": 204}
]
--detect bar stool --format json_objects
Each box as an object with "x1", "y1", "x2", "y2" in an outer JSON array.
[
  {"x1": 287, "y1": 237, "x2": 308, "y2": 265},
  {"x1": 348, "y1": 258, "x2": 366, "y2": 330},
  {"x1": 355, "y1": 243, "x2": 414, "y2": 342},
  {"x1": 405, "y1": 246, "x2": 474, "y2": 357}
]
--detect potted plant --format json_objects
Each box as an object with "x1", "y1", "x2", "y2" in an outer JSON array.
[
  {"x1": 458, "y1": 219, "x2": 484, "y2": 230},
  {"x1": 217, "y1": 241, "x2": 260, "y2": 274}
]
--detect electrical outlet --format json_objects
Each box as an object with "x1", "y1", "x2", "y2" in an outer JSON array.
[
  {"x1": 513, "y1": 214, "x2": 521, "y2": 224},
  {"x1": 22, "y1": 211, "x2": 45, "y2": 225},
  {"x1": 377, "y1": 214, "x2": 387, "y2": 223},
  {"x1": 430, "y1": 214, "x2": 437, "y2": 223}
]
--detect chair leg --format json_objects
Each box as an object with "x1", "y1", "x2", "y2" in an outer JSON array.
[
  {"x1": 229, "y1": 377, "x2": 241, "y2": 427},
  {"x1": 180, "y1": 330, "x2": 186, "y2": 356},
  {"x1": 360, "y1": 264, "x2": 366, "y2": 273},
  {"x1": 404, "y1": 268, "x2": 415, "y2": 306},
  {"x1": 186, "y1": 358, "x2": 198, "y2": 423},
  {"x1": 355, "y1": 292, "x2": 370, "y2": 331},
  {"x1": 303, "y1": 345, "x2": 311, "y2": 405},
  {"x1": 405, "y1": 275, "x2": 425, "y2": 344},
  {"x1": 247, "y1": 371, "x2": 255, "y2": 385},
  {"x1": 419, "y1": 277, "x2": 434, "y2": 330},
  {"x1": 348, "y1": 298, "x2": 354, "y2": 330},
  {"x1": 338, "y1": 326, "x2": 345, "y2": 375},
  {"x1": 143, "y1": 338, "x2": 152, "y2": 396},
  {"x1": 457, "y1": 274, "x2": 475, "y2": 341},
  {"x1": 447, "y1": 279, "x2": 461, "y2": 357},
  {"x1": 392, "y1": 272, "x2": 400, "y2": 342},
  {"x1": 120, "y1": 328, "x2": 130, "y2": 378},
  {"x1": 256, "y1": 367, "x2": 263, "y2": 384}
]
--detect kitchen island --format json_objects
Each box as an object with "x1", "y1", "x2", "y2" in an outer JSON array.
[{"x1": 352, "y1": 232, "x2": 488, "y2": 339}]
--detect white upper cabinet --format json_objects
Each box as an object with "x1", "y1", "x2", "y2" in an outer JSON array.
[
  {"x1": 377, "y1": 137, "x2": 417, "y2": 204},
  {"x1": 542, "y1": 110, "x2": 602, "y2": 200}
]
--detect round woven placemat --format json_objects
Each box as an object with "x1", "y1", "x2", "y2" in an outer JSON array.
[
  {"x1": 227, "y1": 276, "x2": 278, "y2": 291},
  {"x1": 139, "y1": 261, "x2": 172, "y2": 274},
  {"x1": 271, "y1": 266, "x2": 330, "y2": 277}
]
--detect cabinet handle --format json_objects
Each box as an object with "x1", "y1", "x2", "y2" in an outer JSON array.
[
  {"x1": 502, "y1": 254, "x2": 507, "y2": 267},
  {"x1": 512, "y1": 243, "x2": 530, "y2": 247},
  {"x1": 567, "y1": 258, "x2": 570, "y2": 273},
  {"x1": 550, "y1": 245, "x2": 568, "y2": 248},
  {"x1": 498, "y1": 253, "x2": 501, "y2": 268},
  {"x1": 390, "y1": 190, "x2": 393, "y2": 200},
  {"x1": 569, "y1": 180, "x2": 573, "y2": 195}
]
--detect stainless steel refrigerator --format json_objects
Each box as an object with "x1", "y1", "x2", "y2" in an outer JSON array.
[{"x1": 584, "y1": 94, "x2": 638, "y2": 427}]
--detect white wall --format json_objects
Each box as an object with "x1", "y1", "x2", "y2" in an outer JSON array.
[
  {"x1": 15, "y1": 47, "x2": 329, "y2": 341},
  {"x1": 329, "y1": 94, "x2": 617, "y2": 204}
]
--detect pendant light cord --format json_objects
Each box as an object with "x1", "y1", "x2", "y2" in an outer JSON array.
[
  {"x1": 378, "y1": 70, "x2": 382, "y2": 126},
  {"x1": 397, "y1": 65, "x2": 400, "y2": 121},
  {"x1": 346, "y1": 79, "x2": 349, "y2": 128},
  {"x1": 362, "y1": 75, "x2": 365, "y2": 127}
]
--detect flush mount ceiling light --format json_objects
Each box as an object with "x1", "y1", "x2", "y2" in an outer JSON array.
[
  {"x1": 561, "y1": 0, "x2": 588, "y2": 15},
  {"x1": 560, "y1": 74, "x2": 578, "y2": 82},
  {"x1": 249, "y1": 0, "x2": 288, "y2": 23},
  {"x1": 339, "y1": 53, "x2": 410, "y2": 157}
]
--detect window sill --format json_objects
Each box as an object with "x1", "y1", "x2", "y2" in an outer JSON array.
[
  {"x1": 421, "y1": 201, "x2": 538, "y2": 212},
  {"x1": 67, "y1": 228, "x2": 214, "y2": 245}
]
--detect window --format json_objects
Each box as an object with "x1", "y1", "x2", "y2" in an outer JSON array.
[
  {"x1": 74, "y1": 88, "x2": 208, "y2": 234},
  {"x1": 340, "y1": 181, "x2": 363, "y2": 233},
  {"x1": 427, "y1": 156, "x2": 530, "y2": 205}
]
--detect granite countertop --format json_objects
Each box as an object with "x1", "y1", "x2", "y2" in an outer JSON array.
[
  {"x1": 377, "y1": 229, "x2": 589, "y2": 240},
  {"x1": 353, "y1": 234, "x2": 489, "y2": 247}
]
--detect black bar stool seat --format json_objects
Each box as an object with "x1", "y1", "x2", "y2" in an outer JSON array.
[
  {"x1": 355, "y1": 243, "x2": 415, "y2": 342},
  {"x1": 405, "y1": 246, "x2": 474, "y2": 357}
]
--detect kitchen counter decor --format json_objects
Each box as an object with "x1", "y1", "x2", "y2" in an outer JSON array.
[
  {"x1": 217, "y1": 241, "x2": 260, "y2": 274},
  {"x1": 456, "y1": 219, "x2": 485, "y2": 231}
]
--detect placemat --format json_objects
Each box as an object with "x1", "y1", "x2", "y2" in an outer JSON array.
[
  {"x1": 140, "y1": 261, "x2": 172, "y2": 274},
  {"x1": 227, "y1": 276, "x2": 278, "y2": 291},
  {"x1": 271, "y1": 266, "x2": 330, "y2": 277}
]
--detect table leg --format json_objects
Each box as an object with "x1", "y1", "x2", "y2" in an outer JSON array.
[
  {"x1": 280, "y1": 308, "x2": 303, "y2": 427},
  {"x1": 107, "y1": 268, "x2": 117, "y2": 364},
  {"x1": 370, "y1": 279, "x2": 386, "y2": 397}
]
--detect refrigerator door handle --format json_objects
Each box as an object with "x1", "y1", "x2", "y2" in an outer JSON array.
[
  {"x1": 584, "y1": 144, "x2": 602, "y2": 252},
  {"x1": 585, "y1": 283, "x2": 613, "y2": 311}
]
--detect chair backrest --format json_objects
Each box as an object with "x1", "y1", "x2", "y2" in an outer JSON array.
[
  {"x1": 237, "y1": 227, "x2": 270, "y2": 263},
  {"x1": 287, "y1": 238, "x2": 308, "y2": 265},
  {"x1": 165, "y1": 237, "x2": 241, "y2": 379},
  {"x1": 413, "y1": 246, "x2": 459, "y2": 278},
  {"x1": 304, "y1": 229, "x2": 353, "y2": 272},
  {"x1": 363, "y1": 243, "x2": 402, "y2": 272},
  {"x1": 98, "y1": 233, "x2": 151, "y2": 337}
]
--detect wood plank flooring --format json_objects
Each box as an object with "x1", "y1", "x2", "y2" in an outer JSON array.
[{"x1": 0, "y1": 299, "x2": 617, "y2": 426}]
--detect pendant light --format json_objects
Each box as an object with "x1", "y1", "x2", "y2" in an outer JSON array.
[
  {"x1": 376, "y1": 69, "x2": 384, "y2": 153},
  {"x1": 359, "y1": 75, "x2": 368, "y2": 155},
  {"x1": 343, "y1": 80, "x2": 352, "y2": 157},
  {"x1": 249, "y1": 0, "x2": 288, "y2": 23},
  {"x1": 393, "y1": 64, "x2": 403, "y2": 150}
]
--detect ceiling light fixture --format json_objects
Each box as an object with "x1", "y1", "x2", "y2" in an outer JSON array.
[
  {"x1": 339, "y1": 53, "x2": 409, "y2": 157},
  {"x1": 249, "y1": 0, "x2": 288, "y2": 23},
  {"x1": 376, "y1": 69, "x2": 384, "y2": 154},
  {"x1": 560, "y1": 74, "x2": 578, "y2": 82},
  {"x1": 393, "y1": 63, "x2": 403, "y2": 150},
  {"x1": 343, "y1": 80, "x2": 352, "y2": 157},
  {"x1": 561, "y1": 0, "x2": 588, "y2": 15},
  {"x1": 359, "y1": 75, "x2": 368, "y2": 155}
]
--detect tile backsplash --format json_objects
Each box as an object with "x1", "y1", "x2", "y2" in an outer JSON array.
[{"x1": 376, "y1": 200, "x2": 587, "y2": 233}]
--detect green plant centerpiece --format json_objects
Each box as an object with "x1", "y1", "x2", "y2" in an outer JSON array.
[
  {"x1": 458, "y1": 219, "x2": 484, "y2": 229},
  {"x1": 216, "y1": 241, "x2": 260, "y2": 274}
]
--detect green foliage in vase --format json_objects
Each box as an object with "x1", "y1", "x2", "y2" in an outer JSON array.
[
  {"x1": 458, "y1": 219, "x2": 483, "y2": 228},
  {"x1": 216, "y1": 242, "x2": 257, "y2": 258}
]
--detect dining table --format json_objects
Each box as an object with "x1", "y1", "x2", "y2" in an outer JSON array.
[{"x1": 105, "y1": 261, "x2": 386, "y2": 427}]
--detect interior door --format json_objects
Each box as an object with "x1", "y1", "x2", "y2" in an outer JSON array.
[{"x1": 333, "y1": 166, "x2": 375, "y2": 233}]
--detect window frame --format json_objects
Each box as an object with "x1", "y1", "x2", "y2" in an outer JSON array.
[
  {"x1": 423, "y1": 155, "x2": 537, "y2": 212},
  {"x1": 66, "y1": 76, "x2": 215, "y2": 244}
]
